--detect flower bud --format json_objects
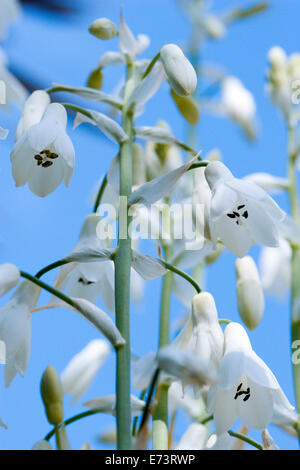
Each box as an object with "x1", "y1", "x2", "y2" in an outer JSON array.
[
  {"x1": 86, "y1": 67, "x2": 103, "y2": 90},
  {"x1": 235, "y1": 256, "x2": 264, "y2": 330},
  {"x1": 40, "y1": 365, "x2": 64, "y2": 425},
  {"x1": 170, "y1": 88, "x2": 199, "y2": 125},
  {"x1": 88, "y1": 18, "x2": 118, "y2": 40},
  {"x1": 160, "y1": 44, "x2": 197, "y2": 96},
  {"x1": 0, "y1": 263, "x2": 20, "y2": 297}
]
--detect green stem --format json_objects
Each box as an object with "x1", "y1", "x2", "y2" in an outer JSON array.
[
  {"x1": 93, "y1": 173, "x2": 108, "y2": 213},
  {"x1": 142, "y1": 52, "x2": 160, "y2": 79},
  {"x1": 160, "y1": 260, "x2": 201, "y2": 294},
  {"x1": 55, "y1": 425, "x2": 62, "y2": 450},
  {"x1": 114, "y1": 62, "x2": 135, "y2": 450},
  {"x1": 138, "y1": 368, "x2": 160, "y2": 434},
  {"x1": 153, "y1": 244, "x2": 173, "y2": 450},
  {"x1": 45, "y1": 409, "x2": 102, "y2": 441},
  {"x1": 35, "y1": 259, "x2": 69, "y2": 279},
  {"x1": 228, "y1": 430, "x2": 263, "y2": 450},
  {"x1": 287, "y1": 127, "x2": 300, "y2": 437},
  {"x1": 20, "y1": 270, "x2": 82, "y2": 310}
]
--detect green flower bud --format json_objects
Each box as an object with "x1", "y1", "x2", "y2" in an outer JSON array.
[
  {"x1": 170, "y1": 88, "x2": 199, "y2": 125},
  {"x1": 87, "y1": 68, "x2": 103, "y2": 90},
  {"x1": 89, "y1": 18, "x2": 118, "y2": 40},
  {"x1": 40, "y1": 365, "x2": 64, "y2": 425}
]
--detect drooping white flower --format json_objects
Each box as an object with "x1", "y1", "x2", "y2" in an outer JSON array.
[
  {"x1": 11, "y1": 102, "x2": 75, "y2": 197},
  {"x1": 84, "y1": 394, "x2": 146, "y2": 417},
  {"x1": 259, "y1": 238, "x2": 291, "y2": 299},
  {"x1": 119, "y1": 15, "x2": 150, "y2": 61},
  {"x1": 61, "y1": 339, "x2": 110, "y2": 402},
  {"x1": 235, "y1": 256, "x2": 264, "y2": 330},
  {"x1": 0, "y1": 47, "x2": 27, "y2": 109},
  {"x1": 204, "y1": 161, "x2": 285, "y2": 257},
  {"x1": 0, "y1": 280, "x2": 41, "y2": 386},
  {"x1": 221, "y1": 76, "x2": 257, "y2": 139},
  {"x1": 55, "y1": 214, "x2": 143, "y2": 314},
  {"x1": 0, "y1": 0, "x2": 20, "y2": 39},
  {"x1": 207, "y1": 322, "x2": 294, "y2": 434},
  {"x1": 0, "y1": 263, "x2": 20, "y2": 297}
]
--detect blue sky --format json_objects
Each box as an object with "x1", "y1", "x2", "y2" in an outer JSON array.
[{"x1": 0, "y1": 0, "x2": 299, "y2": 450}]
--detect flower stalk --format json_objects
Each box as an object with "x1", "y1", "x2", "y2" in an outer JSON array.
[
  {"x1": 114, "y1": 61, "x2": 135, "y2": 450},
  {"x1": 287, "y1": 126, "x2": 300, "y2": 441},
  {"x1": 152, "y1": 244, "x2": 173, "y2": 450}
]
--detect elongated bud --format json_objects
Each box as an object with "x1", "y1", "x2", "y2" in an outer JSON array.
[
  {"x1": 235, "y1": 256, "x2": 264, "y2": 330},
  {"x1": 40, "y1": 365, "x2": 64, "y2": 425},
  {"x1": 86, "y1": 67, "x2": 103, "y2": 90},
  {"x1": 170, "y1": 88, "x2": 199, "y2": 125},
  {"x1": 160, "y1": 44, "x2": 197, "y2": 96},
  {"x1": 88, "y1": 18, "x2": 118, "y2": 40}
]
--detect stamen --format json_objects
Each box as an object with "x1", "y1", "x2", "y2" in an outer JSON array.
[
  {"x1": 237, "y1": 205, "x2": 245, "y2": 210},
  {"x1": 49, "y1": 153, "x2": 59, "y2": 159},
  {"x1": 242, "y1": 211, "x2": 248, "y2": 219},
  {"x1": 42, "y1": 161, "x2": 53, "y2": 168},
  {"x1": 233, "y1": 211, "x2": 240, "y2": 217},
  {"x1": 227, "y1": 213, "x2": 236, "y2": 219}
]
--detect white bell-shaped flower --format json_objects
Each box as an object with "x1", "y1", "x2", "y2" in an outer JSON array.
[
  {"x1": 61, "y1": 339, "x2": 110, "y2": 402},
  {"x1": 204, "y1": 161, "x2": 285, "y2": 257},
  {"x1": 207, "y1": 322, "x2": 294, "y2": 434},
  {"x1": 0, "y1": 280, "x2": 41, "y2": 386},
  {"x1": 56, "y1": 214, "x2": 142, "y2": 314},
  {"x1": 221, "y1": 76, "x2": 257, "y2": 139},
  {"x1": 11, "y1": 103, "x2": 75, "y2": 197}
]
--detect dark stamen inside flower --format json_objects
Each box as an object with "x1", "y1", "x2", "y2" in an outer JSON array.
[
  {"x1": 42, "y1": 161, "x2": 53, "y2": 168},
  {"x1": 34, "y1": 149, "x2": 59, "y2": 167},
  {"x1": 227, "y1": 213, "x2": 236, "y2": 219},
  {"x1": 78, "y1": 277, "x2": 94, "y2": 286},
  {"x1": 237, "y1": 205, "x2": 245, "y2": 210},
  {"x1": 234, "y1": 385, "x2": 251, "y2": 401},
  {"x1": 233, "y1": 211, "x2": 240, "y2": 217},
  {"x1": 242, "y1": 211, "x2": 248, "y2": 219}
]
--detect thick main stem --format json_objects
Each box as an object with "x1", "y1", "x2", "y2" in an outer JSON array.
[
  {"x1": 114, "y1": 62, "x2": 135, "y2": 450},
  {"x1": 152, "y1": 244, "x2": 173, "y2": 450},
  {"x1": 287, "y1": 126, "x2": 300, "y2": 441}
]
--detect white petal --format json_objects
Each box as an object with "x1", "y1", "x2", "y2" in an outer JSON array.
[
  {"x1": 28, "y1": 159, "x2": 64, "y2": 197},
  {"x1": 175, "y1": 423, "x2": 208, "y2": 450},
  {"x1": 10, "y1": 134, "x2": 36, "y2": 186},
  {"x1": 132, "y1": 351, "x2": 157, "y2": 390},
  {"x1": 129, "y1": 157, "x2": 196, "y2": 206},
  {"x1": 242, "y1": 199, "x2": 279, "y2": 247},
  {"x1": 119, "y1": 16, "x2": 137, "y2": 58},
  {"x1": 56, "y1": 298, "x2": 125, "y2": 348},
  {"x1": 211, "y1": 388, "x2": 238, "y2": 434},
  {"x1": 244, "y1": 351, "x2": 279, "y2": 390},
  {"x1": 132, "y1": 251, "x2": 168, "y2": 280},
  {"x1": 211, "y1": 213, "x2": 254, "y2": 257},
  {"x1": 74, "y1": 110, "x2": 128, "y2": 144},
  {"x1": 238, "y1": 379, "x2": 274, "y2": 430},
  {"x1": 52, "y1": 83, "x2": 123, "y2": 108},
  {"x1": 128, "y1": 62, "x2": 164, "y2": 107},
  {"x1": 0, "y1": 263, "x2": 20, "y2": 297}
]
